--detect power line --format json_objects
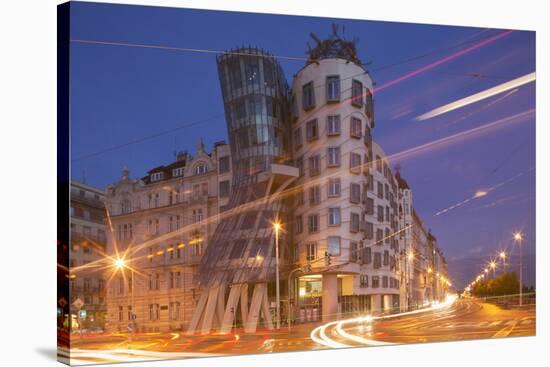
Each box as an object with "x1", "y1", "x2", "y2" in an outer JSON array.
[
  {"x1": 72, "y1": 114, "x2": 223, "y2": 162},
  {"x1": 71, "y1": 29, "x2": 510, "y2": 162}
]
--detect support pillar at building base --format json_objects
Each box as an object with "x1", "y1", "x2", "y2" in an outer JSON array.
[{"x1": 322, "y1": 273, "x2": 338, "y2": 321}]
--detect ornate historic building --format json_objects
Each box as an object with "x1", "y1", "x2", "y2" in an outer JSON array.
[{"x1": 104, "y1": 141, "x2": 232, "y2": 333}]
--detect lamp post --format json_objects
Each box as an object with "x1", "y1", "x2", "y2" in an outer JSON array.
[
  {"x1": 499, "y1": 251, "x2": 507, "y2": 273},
  {"x1": 115, "y1": 258, "x2": 134, "y2": 347},
  {"x1": 514, "y1": 232, "x2": 523, "y2": 306},
  {"x1": 274, "y1": 222, "x2": 281, "y2": 329}
]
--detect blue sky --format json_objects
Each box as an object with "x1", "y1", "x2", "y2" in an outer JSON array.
[{"x1": 69, "y1": 1, "x2": 536, "y2": 287}]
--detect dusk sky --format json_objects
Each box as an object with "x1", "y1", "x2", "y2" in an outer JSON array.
[{"x1": 69, "y1": 1, "x2": 535, "y2": 288}]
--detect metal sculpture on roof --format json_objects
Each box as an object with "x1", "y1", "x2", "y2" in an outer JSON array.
[{"x1": 307, "y1": 24, "x2": 362, "y2": 66}]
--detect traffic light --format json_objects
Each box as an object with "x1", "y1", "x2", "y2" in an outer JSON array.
[{"x1": 325, "y1": 251, "x2": 332, "y2": 266}]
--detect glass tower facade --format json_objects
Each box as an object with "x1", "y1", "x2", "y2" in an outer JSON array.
[{"x1": 197, "y1": 48, "x2": 292, "y2": 288}]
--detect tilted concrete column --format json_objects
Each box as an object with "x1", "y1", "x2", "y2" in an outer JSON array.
[{"x1": 322, "y1": 273, "x2": 338, "y2": 321}]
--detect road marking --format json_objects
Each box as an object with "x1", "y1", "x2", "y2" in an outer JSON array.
[
  {"x1": 488, "y1": 320, "x2": 502, "y2": 327},
  {"x1": 493, "y1": 319, "x2": 518, "y2": 338},
  {"x1": 521, "y1": 319, "x2": 532, "y2": 325}
]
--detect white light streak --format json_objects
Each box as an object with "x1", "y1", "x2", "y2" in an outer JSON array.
[{"x1": 416, "y1": 72, "x2": 536, "y2": 121}]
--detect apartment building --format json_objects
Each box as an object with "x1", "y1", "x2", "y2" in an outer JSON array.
[{"x1": 104, "y1": 141, "x2": 231, "y2": 332}]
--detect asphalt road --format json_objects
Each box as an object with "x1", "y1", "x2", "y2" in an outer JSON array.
[{"x1": 61, "y1": 297, "x2": 535, "y2": 364}]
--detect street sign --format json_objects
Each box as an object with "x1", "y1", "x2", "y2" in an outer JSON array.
[
  {"x1": 79, "y1": 310, "x2": 87, "y2": 318},
  {"x1": 72, "y1": 298, "x2": 84, "y2": 310}
]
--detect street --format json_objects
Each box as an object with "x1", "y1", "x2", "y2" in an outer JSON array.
[{"x1": 60, "y1": 296, "x2": 535, "y2": 364}]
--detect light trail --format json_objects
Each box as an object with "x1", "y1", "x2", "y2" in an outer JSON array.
[
  {"x1": 434, "y1": 167, "x2": 534, "y2": 217},
  {"x1": 74, "y1": 108, "x2": 534, "y2": 274},
  {"x1": 416, "y1": 72, "x2": 535, "y2": 121},
  {"x1": 374, "y1": 30, "x2": 513, "y2": 93},
  {"x1": 63, "y1": 348, "x2": 219, "y2": 365},
  {"x1": 310, "y1": 294, "x2": 457, "y2": 348}
]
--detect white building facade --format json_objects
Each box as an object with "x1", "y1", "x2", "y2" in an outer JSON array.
[{"x1": 290, "y1": 57, "x2": 401, "y2": 321}]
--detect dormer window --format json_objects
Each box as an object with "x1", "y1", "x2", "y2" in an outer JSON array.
[
  {"x1": 150, "y1": 172, "x2": 164, "y2": 182},
  {"x1": 172, "y1": 167, "x2": 184, "y2": 177},
  {"x1": 195, "y1": 164, "x2": 207, "y2": 175}
]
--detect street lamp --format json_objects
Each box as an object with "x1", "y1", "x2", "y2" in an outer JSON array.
[
  {"x1": 113, "y1": 257, "x2": 135, "y2": 346},
  {"x1": 499, "y1": 251, "x2": 507, "y2": 272},
  {"x1": 513, "y1": 231, "x2": 524, "y2": 306},
  {"x1": 489, "y1": 261, "x2": 496, "y2": 277},
  {"x1": 273, "y1": 221, "x2": 281, "y2": 329}
]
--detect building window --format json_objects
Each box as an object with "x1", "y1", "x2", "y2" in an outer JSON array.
[
  {"x1": 309, "y1": 185, "x2": 321, "y2": 205},
  {"x1": 306, "y1": 243, "x2": 317, "y2": 262},
  {"x1": 154, "y1": 193, "x2": 160, "y2": 207},
  {"x1": 327, "y1": 147, "x2": 341, "y2": 167},
  {"x1": 302, "y1": 81, "x2": 315, "y2": 110},
  {"x1": 382, "y1": 276, "x2": 389, "y2": 288},
  {"x1": 376, "y1": 229, "x2": 384, "y2": 243},
  {"x1": 350, "y1": 241, "x2": 359, "y2": 262},
  {"x1": 352, "y1": 79, "x2": 363, "y2": 107},
  {"x1": 150, "y1": 172, "x2": 164, "y2": 182},
  {"x1": 350, "y1": 153, "x2": 361, "y2": 173},
  {"x1": 327, "y1": 115, "x2": 341, "y2": 136},
  {"x1": 360, "y1": 275, "x2": 369, "y2": 288},
  {"x1": 118, "y1": 306, "x2": 124, "y2": 321},
  {"x1": 149, "y1": 304, "x2": 160, "y2": 321},
  {"x1": 377, "y1": 182, "x2": 384, "y2": 199},
  {"x1": 365, "y1": 88, "x2": 374, "y2": 122},
  {"x1": 366, "y1": 197, "x2": 374, "y2": 215},
  {"x1": 219, "y1": 156, "x2": 230, "y2": 174},
  {"x1": 350, "y1": 183, "x2": 361, "y2": 204},
  {"x1": 364, "y1": 246, "x2": 372, "y2": 264},
  {"x1": 192, "y1": 209, "x2": 203, "y2": 223},
  {"x1": 367, "y1": 174, "x2": 374, "y2": 191},
  {"x1": 294, "y1": 128, "x2": 303, "y2": 150},
  {"x1": 195, "y1": 164, "x2": 207, "y2": 175},
  {"x1": 296, "y1": 189, "x2": 305, "y2": 205},
  {"x1": 350, "y1": 117, "x2": 362, "y2": 138},
  {"x1": 350, "y1": 212, "x2": 360, "y2": 233},
  {"x1": 374, "y1": 252, "x2": 382, "y2": 269},
  {"x1": 327, "y1": 178, "x2": 341, "y2": 198},
  {"x1": 383, "y1": 250, "x2": 390, "y2": 266},
  {"x1": 309, "y1": 155, "x2": 320, "y2": 176},
  {"x1": 306, "y1": 119, "x2": 319, "y2": 141},
  {"x1": 326, "y1": 75, "x2": 340, "y2": 102},
  {"x1": 328, "y1": 236, "x2": 341, "y2": 256},
  {"x1": 295, "y1": 215, "x2": 303, "y2": 234},
  {"x1": 296, "y1": 157, "x2": 304, "y2": 177},
  {"x1": 192, "y1": 184, "x2": 200, "y2": 199},
  {"x1": 376, "y1": 155, "x2": 382, "y2": 172},
  {"x1": 372, "y1": 276, "x2": 380, "y2": 288},
  {"x1": 328, "y1": 207, "x2": 341, "y2": 226},
  {"x1": 245, "y1": 56, "x2": 260, "y2": 86},
  {"x1": 219, "y1": 180, "x2": 230, "y2": 198},
  {"x1": 308, "y1": 214, "x2": 319, "y2": 233},
  {"x1": 377, "y1": 205, "x2": 384, "y2": 222},
  {"x1": 172, "y1": 167, "x2": 184, "y2": 177},
  {"x1": 365, "y1": 222, "x2": 374, "y2": 240}
]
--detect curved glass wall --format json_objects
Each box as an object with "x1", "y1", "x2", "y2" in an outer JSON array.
[{"x1": 197, "y1": 48, "x2": 292, "y2": 288}]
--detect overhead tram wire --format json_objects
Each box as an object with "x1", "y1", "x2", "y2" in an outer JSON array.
[
  {"x1": 71, "y1": 114, "x2": 223, "y2": 162},
  {"x1": 71, "y1": 29, "x2": 510, "y2": 162}
]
